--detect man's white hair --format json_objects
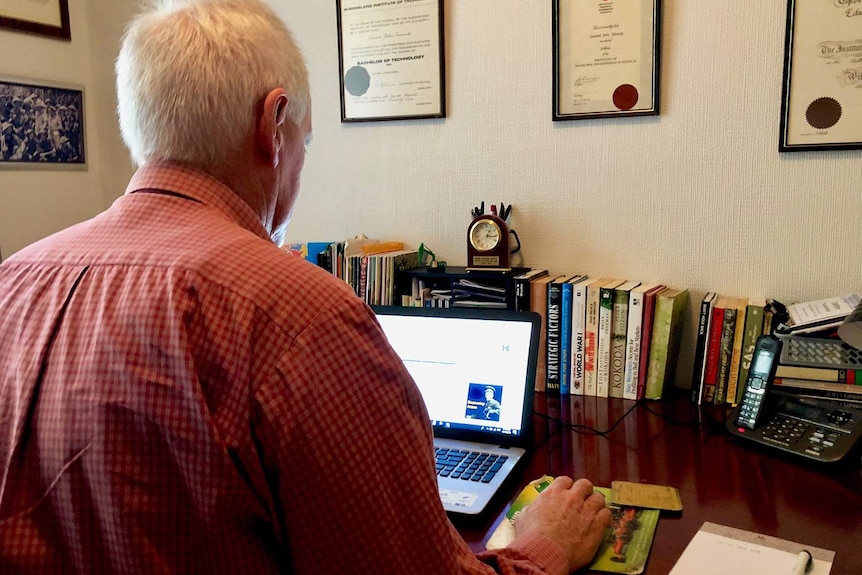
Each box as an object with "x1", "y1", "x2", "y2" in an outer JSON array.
[{"x1": 116, "y1": 0, "x2": 310, "y2": 167}]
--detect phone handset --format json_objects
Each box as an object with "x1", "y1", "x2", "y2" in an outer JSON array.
[{"x1": 735, "y1": 334, "x2": 782, "y2": 430}]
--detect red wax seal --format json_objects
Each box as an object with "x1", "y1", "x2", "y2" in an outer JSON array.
[{"x1": 612, "y1": 84, "x2": 639, "y2": 111}]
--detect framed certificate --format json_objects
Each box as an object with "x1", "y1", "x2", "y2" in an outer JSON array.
[
  {"x1": 779, "y1": 0, "x2": 862, "y2": 152},
  {"x1": 336, "y1": 0, "x2": 446, "y2": 123},
  {"x1": 553, "y1": 0, "x2": 661, "y2": 121},
  {"x1": 0, "y1": 0, "x2": 70, "y2": 41}
]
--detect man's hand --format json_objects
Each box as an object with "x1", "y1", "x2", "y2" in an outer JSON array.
[{"x1": 514, "y1": 476, "x2": 612, "y2": 572}]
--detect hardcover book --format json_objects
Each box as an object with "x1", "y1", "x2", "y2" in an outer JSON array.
[
  {"x1": 609, "y1": 280, "x2": 641, "y2": 398},
  {"x1": 624, "y1": 283, "x2": 663, "y2": 400},
  {"x1": 701, "y1": 296, "x2": 728, "y2": 404},
  {"x1": 690, "y1": 292, "x2": 716, "y2": 404},
  {"x1": 775, "y1": 364, "x2": 862, "y2": 383},
  {"x1": 597, "y1": 280, "x2": 626, "y2": 398},
  {"x1": 636, "y1": 285, "x2": 667, "y2": 400},
  {"x1": 514, "y1": 269, "x2": 549, "y2": 312},
  {"x1": 644, "y1": 288, "x2": 689, "y2": 400},
  {"x1": 487, "y1": 478, "x2": 659, "y2": 575}
]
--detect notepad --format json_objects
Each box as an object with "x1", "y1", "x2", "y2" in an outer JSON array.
[{"x1": 670, "y1": 522, "x2": 834, "y2": 575}]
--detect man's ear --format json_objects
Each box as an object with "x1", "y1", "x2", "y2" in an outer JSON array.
[{"x1": 256, "y1": 88, "x2": 289, "y2": 168}]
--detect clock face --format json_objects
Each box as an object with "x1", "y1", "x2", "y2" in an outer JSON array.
[{"x1": 469, "y1": 219, "x2": 502, "y2": 252}]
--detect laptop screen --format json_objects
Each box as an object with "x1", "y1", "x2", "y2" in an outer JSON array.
[{"x1": 374, "y1": 307, "x2": 539, "y2": 439}]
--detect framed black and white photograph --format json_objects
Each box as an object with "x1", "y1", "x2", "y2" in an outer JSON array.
[
  {"x1": 336, "y1": 0, "x2": 446, "y2": 122},
  {"x1": 779, "y1": 0, "x2": 862, "y2": 152},
  {"x1": 0, "y1": 75, "x2": 86, "y2": 169},
  {"x1": 553, "y1": 0, "x2": 661, "y2": 121},
  {"x1": 0, "y1": 0, "x2": 71, "y2": 41}
]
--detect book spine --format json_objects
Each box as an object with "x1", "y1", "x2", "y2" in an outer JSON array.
[
  {"x1": 702, "y1": 302, "x2": 725, "y2": 403},
  {"x1": 596, "y1": 286, "x2": 615, "y2": 398},
  {"x1": 714, "y1": 306, "x2": 738, "y2": 405},
  {"x1": 515, "y1": 277, "x2": 532, "y2": 313},
  {"x1": 645, "y1": 290, "x2": 688, "y2": 399},
  {"x1": 734, "y1": 303, "x2": 765, "y2": 404},
  {"x1": 690, "y1": 294, "x2": 713, "y2": 404},
  {"x1": 570, "y1": 281, "x2": 589, "y2": 395},
  {"x1": 546, "y1": 281, "x2": 563, "y2": 394},
  {"x1": 725, "y1": 299, "x2": 748, "y2": 406},
  {"x1": 774, "y1": 377, "x2": 862, "y2": 403},
  {"x1": 560, "y1": 282, "x2": 574, "y2": 395},
  {"x1": 609, "y1": 288, "x2": 630, "y2": 398},
  {"x1": 637, "y1": 289, "x2": 660, "y2": 400},
  {"x1": 624, "y1": 290, "x2": 645, "y2": 400},
  {"x1": 531, "y1": 278, "x2": 553, "y2": 392},
  {"x1": 584, "y1": 284, "x2": 603, "y2": 396},
  {"x1": 775, "y1": 365, "x2": 860, "y2": 383}
]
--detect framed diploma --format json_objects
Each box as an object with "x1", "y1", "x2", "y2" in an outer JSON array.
[
  {"x1": 553, "y1": 0, "x2": 661, "y2": 121},
  {"x1": 337, "y1": 0, "x2": 446, "y2": 122},
  {"x1": 0, "y1": 0, "x2": 70, "y2": 41},
  {"x1": 779, "y1": 0, "x2": 862, "y2": 152}
]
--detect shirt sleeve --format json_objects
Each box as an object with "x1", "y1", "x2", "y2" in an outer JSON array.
[{"x1": 251, "y1": 296, "x2": 569, "y2": 575}]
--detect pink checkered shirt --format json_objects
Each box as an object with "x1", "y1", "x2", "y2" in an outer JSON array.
[{"x1": 0, "y1": 163, "x2": 567, "y2": 574}]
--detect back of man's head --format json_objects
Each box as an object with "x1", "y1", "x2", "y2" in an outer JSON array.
[{"x1": 116, "y1": 0, "x2": 310, "y2": 168}]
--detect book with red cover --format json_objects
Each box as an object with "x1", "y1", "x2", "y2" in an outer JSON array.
[
  {"x1": 701, "y1": 296, "x2": 727, "y2": 404},
  {"x1": 636, "y1": 285, "x2": 667, "y2": 399}
]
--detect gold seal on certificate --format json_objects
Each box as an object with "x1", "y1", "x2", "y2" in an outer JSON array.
[{"x1": 553, "y1": 0, "x2": 661, "y2": 120}]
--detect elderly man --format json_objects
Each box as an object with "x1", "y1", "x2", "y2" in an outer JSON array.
[{"x1": 0, "y1": 1, "x2": 610, "y2": 573}]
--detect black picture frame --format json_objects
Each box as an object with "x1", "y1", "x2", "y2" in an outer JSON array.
[
  {"x1": 0, "y1": 0, "x2": 71, "y2": 41},
  {"x1": 778, "y1": 0, "x2": 862, "y2": 152},
  {"x1": 1, "y1": 75, "x2": 87, "y2": 169},
  {"x1": 552, "y1": 0, "x2": 661, "y2": 121},
  {"x1": 336, "y1": 0, "x2": 446, "y2": 123}
]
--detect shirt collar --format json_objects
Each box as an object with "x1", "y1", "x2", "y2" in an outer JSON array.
[{"x1": 125, "y1": 162, "x2": 273, "y2": 243}]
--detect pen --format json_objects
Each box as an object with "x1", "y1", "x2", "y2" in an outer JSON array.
[{"x1": 792, "y1": 550, "x2": 812, "y2": 575}]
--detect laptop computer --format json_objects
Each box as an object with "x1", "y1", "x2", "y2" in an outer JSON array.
[{"x1": 372, "y1": 305, "x2": 541, "y2": 515}]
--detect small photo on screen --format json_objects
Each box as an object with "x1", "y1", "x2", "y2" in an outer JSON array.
[{"x1": 464, "y1": 383, "x2": 503, "y2": 422}]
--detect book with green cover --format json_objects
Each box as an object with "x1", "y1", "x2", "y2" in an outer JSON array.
[
  {"x1": 644, "y1": 288, "x2": 689, "y2": 400},
  {"x1": 486, "y1": 477, "x2": 660, "y2": 574},
  {"x1": 597, "y1": 280, "x2": 625, "y2": 398}
]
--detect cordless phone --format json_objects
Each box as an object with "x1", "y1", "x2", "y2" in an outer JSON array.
[
  {"x1": 735, "y1": 335, "x2": 781, "y2": 430},
  {"x1": 727, "y1": 334, "x2": 862, "y2": 464}
]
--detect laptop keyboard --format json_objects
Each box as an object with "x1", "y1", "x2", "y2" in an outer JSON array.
[{"x1": 434, "y1": 448, "x2": 508, "y2": 483}]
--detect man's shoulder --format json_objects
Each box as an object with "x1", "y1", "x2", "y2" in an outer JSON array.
[{"x1": 211, "y1": 238, "x2": 361, "y2": 321}]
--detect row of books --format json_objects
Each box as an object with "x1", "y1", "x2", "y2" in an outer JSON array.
[
  {"x1": 515, "y1": 270, "x2": 689, "y2": 400},
  {"x1": 691, "y1": 292, "x2": 862, "y2": 406},
  {"x1": 283, "y1": 238, "x2": 420, "y2": 306}
]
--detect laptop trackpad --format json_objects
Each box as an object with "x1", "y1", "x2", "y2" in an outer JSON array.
[{"x1": 439, "y1": 489, "x2": 479, "y2": 510}]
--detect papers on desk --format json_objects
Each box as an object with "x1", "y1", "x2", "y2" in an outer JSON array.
[{"x1": 670, "y1": 522, "x2": 834, "y2": 575}]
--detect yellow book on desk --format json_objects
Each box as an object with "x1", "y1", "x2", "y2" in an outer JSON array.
[{"x1": 487, "y1": 477, "x2": 660, "y2": 574}]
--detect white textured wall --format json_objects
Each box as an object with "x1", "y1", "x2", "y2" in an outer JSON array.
[
  {"x1": 2, "y1": 1, "x2": 860, "y2": 389},
  {"x1": 279, "y1": 0, "x2": 862, "y2": 387}
]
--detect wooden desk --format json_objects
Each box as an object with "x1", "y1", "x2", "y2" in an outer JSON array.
[{"x1": 455, "y1": 393, "x2": 862, "y2": 574}]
